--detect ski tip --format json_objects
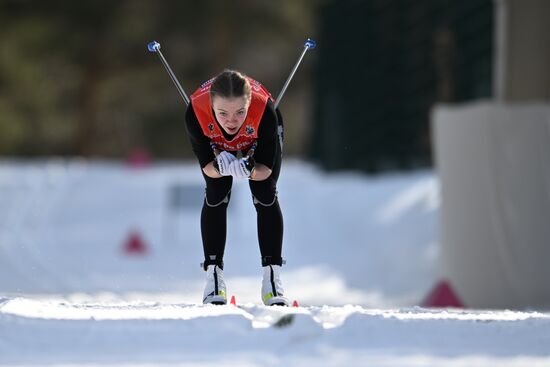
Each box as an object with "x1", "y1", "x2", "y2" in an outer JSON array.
[
  {"x1": 230, "y1": 295, "x2": 236, "y2": 306},
  {"x1": 292, "y1": 300, "x2": 299, "y2": 308}
]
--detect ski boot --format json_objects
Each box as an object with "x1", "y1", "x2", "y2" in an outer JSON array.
[
  {"x1": 261, "y1": 265, "x2": 289, "y2": 306},
  {"x1": 203, "y1": 265, "x2": 227, "y2": 305}
]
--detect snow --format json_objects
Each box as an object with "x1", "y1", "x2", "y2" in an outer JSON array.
[{"x1": 1, "y1": 158, "x2": 549, "y2": 366}]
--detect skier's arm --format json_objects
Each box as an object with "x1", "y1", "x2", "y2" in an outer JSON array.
[
  {"x1": 249, "y1": 100, "x2": 279, "y2": 181},
  {"x1": 184, "y1": 103, "x2": 222, "y2": 178}
]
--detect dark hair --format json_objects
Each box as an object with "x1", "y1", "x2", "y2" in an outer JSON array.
[{"x1": 210, "y1": 69, "x2": 251, "y2": 103}]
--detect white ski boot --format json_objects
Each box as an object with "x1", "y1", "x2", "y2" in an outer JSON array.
[
  {"x1": 261, "y1": 265, "x2": 289, "y2": 306},
  {"x1": 203, "y1": 265, "x2": 227, "y2": 305}
]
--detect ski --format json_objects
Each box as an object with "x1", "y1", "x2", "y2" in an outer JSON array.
[
  {"x1": 228, "y1": 295, "x2": 299, "y2": 308},
  {"x1": 227, "y1": 295, "x2": 299, "y2": 328}
]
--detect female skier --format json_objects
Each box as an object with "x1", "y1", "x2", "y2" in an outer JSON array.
[{"x1": 185, "y1": 69, "x2": 288, "y2": 306}]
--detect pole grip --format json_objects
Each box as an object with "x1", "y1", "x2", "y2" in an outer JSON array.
[
  {"x1": 304, "y1": 38, "x2": 316, "y2": 49},
  {"x1": 147, "y1": 41, "x2": 160, "y2": 52}
]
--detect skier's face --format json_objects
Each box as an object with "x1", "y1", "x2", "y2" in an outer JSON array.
[{"x1": 212, "y1": 96, "x2": 250, "y2": 135}]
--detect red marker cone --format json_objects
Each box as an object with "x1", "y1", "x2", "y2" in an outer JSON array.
[
  {"x1": 292, "y1": 300, "x2": 299, "y2": 308},
  {"x1": 124, "y1": 231, "x2": 148, "y2": 255},
  {"x1": 127, "y1": 148, "x2": 151, "y2": 168},
  {"x1": 230, "y1": 295, "x2": 236, "y2": 306},
  {"x1": 421, "y1": 279, "x2": 464, "y2": 308}
]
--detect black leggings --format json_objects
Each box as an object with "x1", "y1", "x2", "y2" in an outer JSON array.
[{"x1": 200, "y1": 150, "x2": 283, "y2": 270}]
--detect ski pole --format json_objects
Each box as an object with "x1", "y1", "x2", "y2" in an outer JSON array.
[
  {"x1": 274, "y1": 38, "x2": 316, "y2": 109},
  {"x1": 147, "y1": 41, "x2": 190, "y2": 106}
]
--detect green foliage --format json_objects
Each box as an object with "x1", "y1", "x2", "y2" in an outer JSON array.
[{"x1": 0, "y1": 0, "x2": 322, "y2": 158}]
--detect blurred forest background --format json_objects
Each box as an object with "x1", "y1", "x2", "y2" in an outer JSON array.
[
  {"x1": 0, "y1": 0, "x2": 321, "y2": 158},
  {"x1": 0, "y1": 0, "x2": 493, "y2": 172}
]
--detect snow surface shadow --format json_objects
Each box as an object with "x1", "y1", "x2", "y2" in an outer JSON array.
[{"x1": 1, "y1": 298, "x2": 550, "y2": 365}]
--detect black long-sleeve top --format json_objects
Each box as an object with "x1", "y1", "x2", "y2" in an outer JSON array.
[{"x1": 185, "y1": 99, "x2": 279, "y2": 169}]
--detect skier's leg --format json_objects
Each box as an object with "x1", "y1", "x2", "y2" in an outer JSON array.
[
  {"x1": 249, "y1": 149, "x2": 283, "y2": 267},
  {"x1": 249, "y1": 142, "x2": 289, "y2": 306},
  {"x1": 201, "y1": 173, "x2": 233, "y2": 270}
]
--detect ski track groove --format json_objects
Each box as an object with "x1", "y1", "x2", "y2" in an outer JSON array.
[{"x1": 2, "y1": 298, "x2": 550, "y2": 365}]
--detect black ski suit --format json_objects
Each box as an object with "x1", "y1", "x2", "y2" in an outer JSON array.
[{"x1": 185, "y1": 99, "x2": 284, "y2": 269}]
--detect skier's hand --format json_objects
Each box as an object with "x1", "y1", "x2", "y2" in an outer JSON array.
[
  {"x1": 229, "y1": 157, "x2": 255, "y2": 179},
  {"x1": 214, "y1": 151, "x2": 237, "y2": 176}
]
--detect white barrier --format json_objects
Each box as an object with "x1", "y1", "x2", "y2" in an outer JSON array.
[{"x1": 432, "y1": 101, "x2": 550, "y2": 309}]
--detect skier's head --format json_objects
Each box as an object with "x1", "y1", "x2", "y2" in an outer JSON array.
[{"x1": 210, "y1": 70, "x2": 251, "y2": 135}]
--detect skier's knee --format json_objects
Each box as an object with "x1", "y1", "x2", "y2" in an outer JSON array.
[
  {"x1": 205, "y1": 190, "x2": 231, "y2": 207},
  {"x1": 252, "y1": 191, "x2": 278, "y2": 207}
]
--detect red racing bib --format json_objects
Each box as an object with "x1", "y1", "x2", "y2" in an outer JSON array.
[{"x1": 190, "y1": 77, "x2": 273, "y2": 152}]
